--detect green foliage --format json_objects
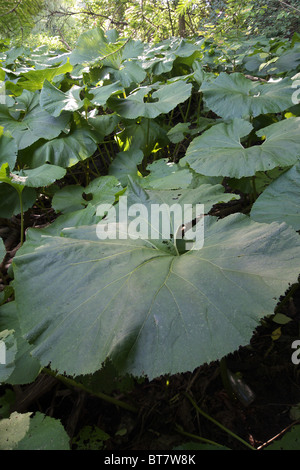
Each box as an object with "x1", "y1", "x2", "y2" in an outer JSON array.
[
  {"x1": 0, "y1": 28, "x2": 299, "y2": 449},
  {"x1": 12, "y1": 208, "x2": 299, "y2": 379},
  {"x1": 0, "y1": 411, "x2": 70, "y2": 450},
  {"x1": 0, "y1": 0, "x2": 44, "y2": 41},
  {"x1": 250, "y1": 162, "x2": 300, "y2": 230},
  {"x1": 247, "y1": 0, "x2": 300, "y2": 38},
  {"x1": 1, "y1": 0, "x2": 298, "y2": 49},
  {"x1": 182, "y1": 117, "x2": 300, "y2": 178}
]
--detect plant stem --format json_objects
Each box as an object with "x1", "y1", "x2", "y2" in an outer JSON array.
[
  {"x1": 145, "y1": 118, "x2": 150, "y2": 166},
  {"x1": 178, "y1": 104, "x2": 186, "y2": 122},
  {"x1": 183, "y1": 392, "x2": 255, "y2": 450},
  {"x1": 175, "y1": 424, "x2": 225, "y2": 448},
  {"x1": 103, "y1": 142, "x2": 113, "y2": 163},
  {"x1": 90, "y1": 155, "x2": 101, "y2": 176},
  {"x1": 196, "y1": 93, "x2": 202, "y2": 126},
  {"x1": 251, "y1": 176, "x2": 257, "y2": 201},
  {"x1": 42, "y1": 367, "x2": 138, "y2": 414},
  {"x1": 80, "y1": 161, "x2": 90, "y2": 186},
  {"x1": 97, "y1": 144, "x2": 108, "y2": 170},
  {"x1": 18, "y1": 191, "x2": 24, "y2": 246},
  {"x1": 68, "y1": 167, "x2": 80, "y2": 185},
  {"x1": 168, "y1": 108, "x2": 175, "y2": 126},
  {"x1": 184, "y1": 94, "x2": 192, "y2": 123}
]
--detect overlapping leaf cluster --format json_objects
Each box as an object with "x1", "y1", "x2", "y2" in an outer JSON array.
[{"x1": 0, "y1": 29, "x2": 299, "y2": 399}]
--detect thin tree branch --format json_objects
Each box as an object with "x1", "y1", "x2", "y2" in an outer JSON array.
[
  {"x1": 48, "y1": 9, "x2": 128, "y2": 27},
  {"x1": 56, "y1": 27, "x2": 72, "y2": 51},
  {"x1": 166, "y1": 0, "x2": 174, "y2": 36},
  {"x1": 0, "y1": 0, "x2": 22, "y2": 17},
  {"x1": 277, "y1": 0, "x2": 300, "y2": 13}
]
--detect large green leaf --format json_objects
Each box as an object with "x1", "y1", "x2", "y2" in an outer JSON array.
[
  {"x1": 0, "y1": 90, "x2": 70, "y2": 150},
  {"x1": 108, "y1": 80, "x2": 192, "y2": 119},
  {"x1": 0, "y1": 329, "x2": 17, "y2": 383},
  {"x1": 11, "y1": 164, "x2": 66, "y2": 188},
  {"x1": 0, "y1": 412, "x2": 70, "y2": 450},
  {"x1": 13, "y1": 188, "x2": 300, "y2": 379},
  {"x1": 0, "y1": 183, "x2": 36, "y2": 218},
  {"x1": 262, "y1": 45, "x2": 300, "y2": 75},
  {"x1": 141, "y1": 37, "x2": 201, "y2": 76},
  {"x1": 141, "y1": 159, "x2": 194, "y2": 189},
  {"x1": 10, "y1": 59, "x2": 73, "y2": 92},
  {"x1": 20, "y1": 127, "x2": 97, "y2": 168},
  {"x1": 40, "y1": 80, "x2": 84, "y2": 117},
  {"x1": 89, "y1": 81, "x2": 123, "y2": 107},
  {"x1": 250, "y1": 162, "x2": 300, "y2": 230},
  {"x1": 0, "y1": 301, "x2": 41, "y2": 385},
  {"x1": 38, "y1": 205, "x2": 99, "y2": 236},
  {"x1": 70, "y1": 28, "x2": 119, "y2": 66},
  {"x1": 108, "y1": 149, "x2": 144, "y2": 186},
  {"x1": 87, "y1": 113, "x2": 120, "y2": 142},
  {"x1": 182, "y1": 117, "x2": 300, "y2": 178},
  {"x1": 70, "y1": 28, "x2": 142, "y2": 68},
  {"x1": 0, "y1": 130, "x2": 18, "y2": 169},
  {"x1": 200, "y1": 73, "x2": 294, "y2": 119},
  {"x1": 52, "y1": 175, "x2": 122, "y2": 214},
  {"x1": 97, "y1": 179, "x2": 239, "y2": 247},
  {"x1": 104, "y1": 60, "x2": 147, "y2": 88}
]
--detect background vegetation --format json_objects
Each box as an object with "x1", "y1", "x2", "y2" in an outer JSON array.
[{"x1": 0, "y1": 0, "x2": 299, "y2": 50}]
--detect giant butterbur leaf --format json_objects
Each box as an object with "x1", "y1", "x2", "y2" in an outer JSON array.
[
  {"x1": 108, "y1": 80, "x2": 192, "y2": 119},
  {"x1": 251, "y1": 162, "x2": 300, "y2": 230},
  {"x1": 87, "y1": 113, "x2": 120, "y2": 142},
  {"x1": 0, "y1": 90, "x2": 70, "y2": 150},
  {"x1": 11, "y1": 59, "x2": 73, "y2": 92},
  {"x1": 108, "y1": 149, "x2": 144, "y2": 186},
  {"x1": 0, "y1": 412, "x2": 70, "y2": 450},
  {"x1": 52, "y1": 175, "x2": 121, "y2": 214},
  {"x1": 11, "y1": 164, "x2": 66, "y2": 188},
  {"x1": 141, "y1": 37, "x2": 202, "y2": 76},
  {"x1": 89, "y1": 81, "x2": 123, "y2": 107},
  {"x1": 140, "y1": 159, "x2": 194, "y2": 189},
  {"x1": 0, "y1": 184, "x2": 36, "y2": 218},
  {"x1": 0, "y1": 329, "x2": 17, "y2": 383},
  {"x1": 20, "y1": 127, "x2": 97, "y2": 168},
  {"x1": 38, "y1": 205, "x2": 99, "y2": 237},
  {"x1": 200, "y1": 73, "x2": 294, "y2": 119},
  {"x1": 0, "y1": 130, "x2": 18, "y2": 169},
  {"x1": 182, "y1": 117, "x2": 300, "y2": 178},
  {"x1": 12, "y1": 182, "x2": 300, "y2": 380},
  {"x1": 40, "y1": 80, "x2": 84, "y2": 117},
  {"x1": 263, "y1": 45, "x2": 300, "y2": 75},
  {"x1": 70, "y1": 28, "x2": 121, "y2": 66},
  {"x1": 70, "y1": 28, "x2": 142, "y2": 68},
  {"x1": 104, "y1": 60, "x2": 147, "y2": 88},
  {"x1": 0, "y1": 301, "x2": 41, "y2": 385}
]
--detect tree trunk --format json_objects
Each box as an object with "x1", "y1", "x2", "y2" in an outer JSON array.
[{"x1": 178, "y1": 13, "x2": 186, "y2": 37}]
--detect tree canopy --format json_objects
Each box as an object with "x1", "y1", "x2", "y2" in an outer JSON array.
[{"x1": 0, "y1": 0, "x2": 299, "y2": 49}]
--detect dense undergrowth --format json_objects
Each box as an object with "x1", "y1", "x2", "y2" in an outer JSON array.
[{"x1": 0, "y1": 29, "x2": 300, "y2": 450}]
